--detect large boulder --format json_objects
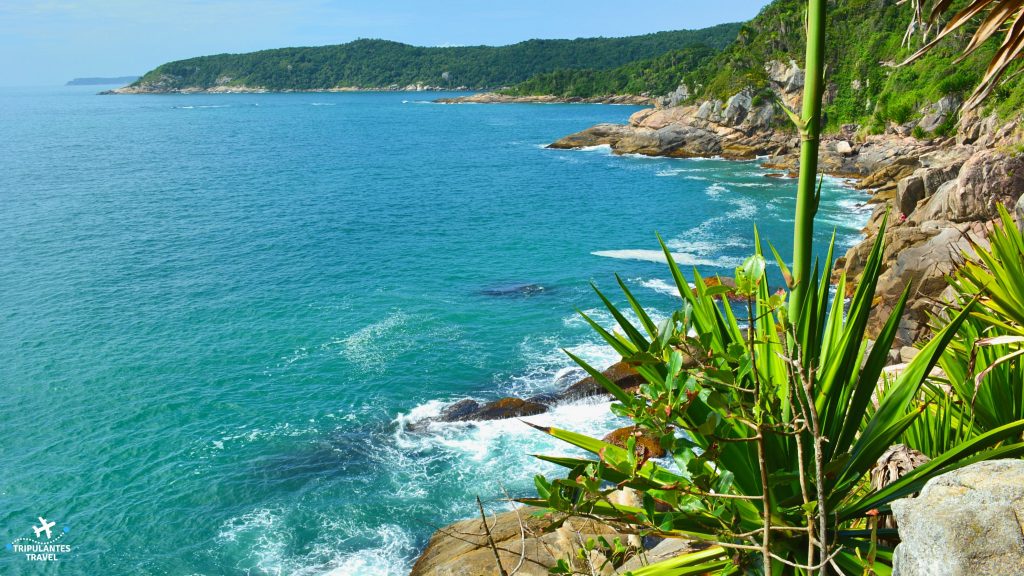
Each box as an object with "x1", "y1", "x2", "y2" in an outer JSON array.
[
  {"x1": 410, "y1": 506, "x2": 633, "y2": 576},
  {"x1": 423, "y1": 397, "x2": 548, "y2": 427},
  {"x1": 612, "y1": 125, "x2": 723, "y2": 158},
  {"x1": 559, "y1": 361, "x2": 646, "y2": 402},
  {"x1": 915, "y1": 150, "x2": 1024, "y2": 223},
  {"x1": 896, "y1": 175, "x2": 925, "y2": 216},
  {"x1": 916, "y1": 95, "x2": 960, "y2": 134},
  {"x1": 547, "y1": 123, "x2": 637, "y2": 149},
  {"x1": 916, "y1": 162, "x2": 963, "y2": 197},
  {"x1": 891, "y1": 459, "x2": 1024, "y2": 576},
  {"x1": 463, "y1": 397, "x2": 547, "y2": 421},
  {"x1": 723, "y1": 90, "x2": 753, "y2": 126},
  {"x1": 868, "y1": 224, "x2": 976, "y2": 344}
]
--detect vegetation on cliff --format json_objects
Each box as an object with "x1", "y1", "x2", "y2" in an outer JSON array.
[
  {"x1": 678, "y1": 0, "x2": 1024, "y2": 132},
  {"x1": 126, "y1": 25, "x2": 741, "y2": 91},
  {"x1": 505, "y1": 0, "x2": 1024, "y2": 136},
  {"x1": 500, "y1": 45, "x2": 718, "y2": 99}
]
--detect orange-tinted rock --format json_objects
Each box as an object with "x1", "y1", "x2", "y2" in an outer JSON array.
[
  {"x1": 559, "y1": 361, "x2": 646, "y2": 401},
  {"x1": 602, "y1": 426, "x2": 666, "y2": 458}
]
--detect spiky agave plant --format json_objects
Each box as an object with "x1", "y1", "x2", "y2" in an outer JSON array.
[
  {"x1": 903, "y1": 205, "x2": 1024, "y2": 456},
  {"x1": 524, "y1": 225, "x2": 1024, "y2": 575},
  {"x1": 521, "y1": 0, "x2": 1024, "y2": 573}
]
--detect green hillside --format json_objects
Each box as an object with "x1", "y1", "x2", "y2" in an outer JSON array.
[
  {"x1": 502, "y1": 45, "x2": 717, "y2": 98},
  {"x1": 504, "y1": 0, "x2": 1021, "y2": 134},
  {"x1": 680, "y1": 0, "x2": 1023, "y2": 132},
  {"x1": 128, "y1": 25, "x2": 741, "y2": 91}
]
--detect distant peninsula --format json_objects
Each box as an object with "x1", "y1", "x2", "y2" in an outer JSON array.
[
  {"x1": 67, "y1": 76, "x2": 139, "y2": 86},
  {"x1": 103, "y1": 25, "x2": 740, "y2": 94}
]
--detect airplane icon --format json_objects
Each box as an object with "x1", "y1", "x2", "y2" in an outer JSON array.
[{"x1": 33, "y1": 517, "x2": 55, "y2": 539}]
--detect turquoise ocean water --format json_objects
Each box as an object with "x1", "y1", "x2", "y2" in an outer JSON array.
[{"x1": 0, "y1": 87, "x2": 870, "y2": 575}]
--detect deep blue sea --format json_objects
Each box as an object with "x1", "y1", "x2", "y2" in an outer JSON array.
[{"x1": 0, "y1": 87, "x2": 870, "y2": 575}]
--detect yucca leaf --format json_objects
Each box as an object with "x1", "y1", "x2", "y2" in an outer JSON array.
[
  {"x1": 832, "y1": 283, "x2": 912, "y2": 457},
  {"x1": 578, "y1": 309, "x2": 639, "y2": 358},
  {"x1": 564, "y1": 350, "x2": 634, "y2": 405},
  {"x1": 592, "y1": 283, "x2": 650, "y2": 349},
  {"x1": 620, "y1": 546, "x2": 731, "y2": 576},
  {"x1": 615, "y1": 274, "x2": 661, "y2": 342}
]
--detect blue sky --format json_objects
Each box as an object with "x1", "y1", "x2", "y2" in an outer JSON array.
[{"x1": 1, "y1": 1, "x2": 772, "y2": 86}]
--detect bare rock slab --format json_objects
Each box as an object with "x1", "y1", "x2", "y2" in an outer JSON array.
[
  {"x1": 410, "y1": 506, "x2": 628, "y2": 576},
  {"x1": 891, "y1": 459, "x2": 1024, "y2": 576}
]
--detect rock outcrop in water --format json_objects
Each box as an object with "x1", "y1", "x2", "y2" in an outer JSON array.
[
  {"x1": 407, "y1": 361, "x2": 647, "y2": 431},
  {"x1": 435, "y1": 93, "x2": 654, "y2": 106}
]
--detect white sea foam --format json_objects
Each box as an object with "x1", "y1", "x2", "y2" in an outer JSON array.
[
  {"x1": 655, "y1": 167, "x2": 707, "y2": 177},
  {"x1": 639, "y1": 277, "x2": 683, "y2": 298},
  {"x1": 217, "y1": 509, "x2": 290, "y2": 573},
  {"x1": 730, "y1": 181, "x2": 774, "y2": 188},
  {"x1": 318, "y1": 524, "x2": 415, "y2": 576},
  {"x1": 337, "y1": 312, "x2": 462, "y2": 373},
  {"x1": 174, "y1": 104, "x2": 230, "y2": 109},
  {"x1": 593, "y1": 249, "x2": 741, "y2": 268},
  {"x1": 577, "y1": 144, "x2": 612, "y2": 153},
  {"x1": 218, "y1": 509, "x2": 417, "y2": 576},
  {"x1": 706, "y1": 182, "x2": 728, "y2": 195}
]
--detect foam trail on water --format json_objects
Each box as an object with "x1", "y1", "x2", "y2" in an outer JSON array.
[
  {"x1": 593, "y1": 249, "x2": 741, "y2": 268},
  {"x1": 638, "y1": 277, "x2": 683, "y2": 298}
]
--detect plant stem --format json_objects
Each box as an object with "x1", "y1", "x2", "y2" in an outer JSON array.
[
  {"x1": 477, "y1": 496, "x2": 508, "y2": 576},
  {"x1": 789, "y1": 0, "x2": 828, "y2": 324}
]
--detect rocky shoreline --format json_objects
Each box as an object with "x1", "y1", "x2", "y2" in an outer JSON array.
[
  {"x1": 409, "y1": 60, "x2": 1024, "y2": 574},
  {"x1": 100, "y1": 83, "x2": 469, "y2": 95},
  {"x1": 544, "y1": 61, "x2": 1023, "y2": 350},
  {"x1": 434, "y1": 92, "x2": 655, "y2": 106}
]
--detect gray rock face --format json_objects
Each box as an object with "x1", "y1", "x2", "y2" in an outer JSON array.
[
  {"x1": 765, "y1": 59, "x2": 805, "y2": 110},
  {"x1": 695, "y1": 99, "x2": 722, "y2": 122},
  {"x1": 891, "y1": 459, "x2": 1024, "y2": 576},
  {"x1": 723, "y1": 90, "x2": 753, "y2": 126},
  {"x1": 896, "y1": 175, "x2": 925, "y2": 216},
  {"x1": 917, "y1": 162, "x2": 962, "y2": 197},
  {"x1": 612, "y1": 124, "x2": 723, "y2": 157},
  {"x1": 917, "y1": 95, "x2": 961, "y2": 134},
  {"x1": 915, "y1": 150, "x2": 1024, "y2": 222},
  {"x1": 662, "y1": 84, "x2": 690, "y2": 108}
]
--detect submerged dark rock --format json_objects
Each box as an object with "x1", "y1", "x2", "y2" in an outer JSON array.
[
  {"x1": 423, "y1": 397, "x2": 548, "y2": 426},
  {"x1": 479, "y1": 283, "x2": 547, "y2": 297},
  {"x1": 439, "y1": 399, "x2": 480, "y2": 421},
  {"x1": 468, "y1": 397, "x2": 547, "y2": 420}
]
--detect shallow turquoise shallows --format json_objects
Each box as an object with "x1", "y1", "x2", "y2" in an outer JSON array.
[{"x1": 0, "y1": 87, "x2": 870, "y2": 575}]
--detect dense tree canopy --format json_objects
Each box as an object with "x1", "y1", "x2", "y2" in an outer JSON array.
[{"x1": 131, "y1": 25, "x2": 741, "y2": 91}]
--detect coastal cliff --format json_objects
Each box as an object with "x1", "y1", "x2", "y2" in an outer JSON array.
[
  {"x1": 434, "y1": 93, "x2": 655, "y2": 105},
  {"x1": 541, "y1": 56, "x2": 1023, "y2": 350}
]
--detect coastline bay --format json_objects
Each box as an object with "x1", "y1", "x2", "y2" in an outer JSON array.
[{"x1": 0, "y1": 87, "x2": 869, "y2": 574}]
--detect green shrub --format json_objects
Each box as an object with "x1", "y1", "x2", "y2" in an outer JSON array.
[{"x1": 527, "y1": 225, "x2": 1024, "y2": 574}]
